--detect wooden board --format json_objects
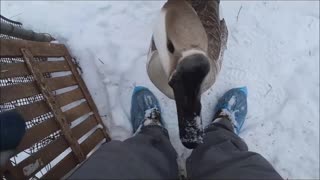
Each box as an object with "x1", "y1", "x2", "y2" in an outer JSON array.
[
  {"x1": 80, "y1": 128, "x2": 105, "y2": 156},
  {"x1": 0, "y1": 40, "x2": 110, "y2": 180},
  {"x1": 41, "y1": 153, "x2": 78, "y2": 179},
  {"x1": 55, "y1": 88, "x2": 84, "y2": 107},
  {"x1": 46, "y1": 75, "x2": 77, "y2": 91},
  {"x1": 64, "y1": 102, "x2": 92, "y2": 123},
  {"x1": 0, "y1": 61, "x2": 70, "y2": 78},
  {"x1": 72, "y1": 115, "x2": 98, "y2": 140},
  {"x1": 0, "y1": 82, "x2": 40, "y2": 104},
  {"x1": 15, "y1": 100, "x2": 50, "y2": 121},
  {"x1": 64, "y1": 52, "x2": 111, "y2": 140},
  {"x1": 43, "y1": 129, "x2": 105, "y2": 179},
  {"x1": 17, "y1": 118, "x2": 59, "y2": 152},
  {"x1": 22, "y1": 48, "x2": 85, "y2": 164},
  {"x1": 38, "y1": 61, "x2": 70, "y2": 73},
  {"x1": 0, "y1": 62, "x2": 29, "y2": 78},
  {"x1": 0, "y1": 75, "x2": 77, "y2": 104},
  {"x1": 0, "y1": 39, "x2": 67, "y2": 57},
  {"x1": 3, "y1": 162, "x2": 24, "y2": 179},
  {"x1": 16, "y1": 137, "x2": 69, "y2": 178}
]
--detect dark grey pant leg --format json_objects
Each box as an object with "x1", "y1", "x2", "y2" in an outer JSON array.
[
  {"x1": 69, "y1": 126, "x2": 179, "y2": 179},
  {"x1": 187, "y1": 118, "x2": 283, "y2": 179}
]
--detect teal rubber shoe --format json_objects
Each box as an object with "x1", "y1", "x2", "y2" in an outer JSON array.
[
  {"x1": 130, "y1": 86, "x2": 163, "y2": 133},
  {"x1": 213, "y1": 87, "x2": 248, "y2": 134}
]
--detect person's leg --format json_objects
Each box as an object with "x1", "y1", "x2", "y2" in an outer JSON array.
[
  {"x1": 69, "y1": 126, "x2": 178, "y2": 179},
  {"x1": 187, "y1": 87, "x2": 282, "y2": 179},
  {"x1": 69, "y1": 87, "x2": 178, "y2": 179}
]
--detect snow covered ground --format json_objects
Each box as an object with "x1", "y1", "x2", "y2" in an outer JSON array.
[{"x1": 1, "y1": 1, "x2": 319, "y2": 179}]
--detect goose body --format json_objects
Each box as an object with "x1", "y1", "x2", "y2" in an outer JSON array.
[{"x1": 147, "y1": 0, "x2": 228, "y2": 148}]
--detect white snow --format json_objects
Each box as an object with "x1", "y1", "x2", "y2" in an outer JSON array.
[
  {"x1": 194, "y1": 115, "x2": 202, "y2": 129},
  {"x1": 1, "y1": 1, "x2": 319, "y2": 179},
  {"x1": 143, "y1": 107, "x2": 161, "y2": 126}
]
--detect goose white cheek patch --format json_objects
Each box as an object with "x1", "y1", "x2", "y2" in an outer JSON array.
[{"x1": 153, "y1": 9, "x2": 172, "y2": 77}]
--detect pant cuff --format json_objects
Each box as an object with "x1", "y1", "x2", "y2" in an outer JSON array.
[
  {"x1": 140, "y1": 125, "x2": 170, "y2": 139},
  {"x1": 205, "y1": 117, "x2": 235, "y2": 133}
]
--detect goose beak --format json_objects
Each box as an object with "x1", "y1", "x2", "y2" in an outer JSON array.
[{"x1": 169, "y1": 54, "x2": 210, "y2": 149}]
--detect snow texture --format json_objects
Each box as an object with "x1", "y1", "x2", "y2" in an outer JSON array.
[
  {"x1": 143, "y1": 107, "x2": 161, "y2": 127},
  {"x1": 1, "y1": 1, "x2": 319, "y2": 179},
  {"x1": 180, "y1": 115, "x2": 203, "y2": 144}
]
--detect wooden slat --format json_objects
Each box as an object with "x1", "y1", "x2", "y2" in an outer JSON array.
[
  {"x1": 38, "y1": 61, "x2": 70, "y2": 73},
  {"x1": 17, "y1": 118, "x2": 59, "y2": 152},
  {"x1": 43, "y1": 129, "x2": 105, "y2": 179},
  {"x1": 0, "y1": 82, "x2": 39, "y2": 104},
  {"x1": 4, "y1": 162, "x2": 24, "y2": 179},
  {"x1": 0, "y1": 39, "x2": 67, "y2": 57},
  {"x1": 47, "y1": 74, "x2": 77, "y2": 91},
  {"x1": 81, "y1": 128, "x2": 105, "y2": 156},
  {"x1": 15, "y1": 100, "x2": 50, "y2": 121},
  {"x1": 22, "y1": 48, "x2": 85, "y2": 163},
  {"x1": 0, "y1": 61, "x2": 70, "y2": 78},
  {"x1": 0, "y1": 75, "x2": 77, "y2": 104},
  {"x1": 42, "y1": 153, "x2": 78, "y2": 179},
  {"x1": 72, "y1": 115, "x2": 98, "y2": 140},
  {"x1": 64, "y1": 102, "x2": 92, "y2": 123},
  {"x1": 55, "y1": 88, "x2": 84, "y2": 107},
  {"x1": 0, "y1": 62, "x2": 29, "y2": 78},
  {"x1": 64, "y1": 50, "x2": 111, "y2": 140},
  {"x1": 16, "y1": 137, "x2": 69, "y2": 178}
]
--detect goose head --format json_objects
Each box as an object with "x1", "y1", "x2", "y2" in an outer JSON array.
[{"x1": 147, "y1": 0, "x2": 212, "y2": 148}]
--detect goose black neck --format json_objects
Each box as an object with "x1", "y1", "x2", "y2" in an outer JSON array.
[{"x1": 169, "y1": 53, "x2": 210, "y2": 149}]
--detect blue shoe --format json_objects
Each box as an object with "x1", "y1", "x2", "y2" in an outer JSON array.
[
  {"x1": 130, "y1": 86, "x2": 163, "y2": 133},
  {"x1": 213, "y1": 87, "x2": 248, "y2": 134}
]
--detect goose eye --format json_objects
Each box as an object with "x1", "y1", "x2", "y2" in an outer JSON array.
[{"x1": 167, "y1": 40, "x2": 175, "y2": 54}]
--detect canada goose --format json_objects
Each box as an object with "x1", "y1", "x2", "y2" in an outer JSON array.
[{"x1": 147, "y1": 0, "x2": 228, "y2": 149}]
